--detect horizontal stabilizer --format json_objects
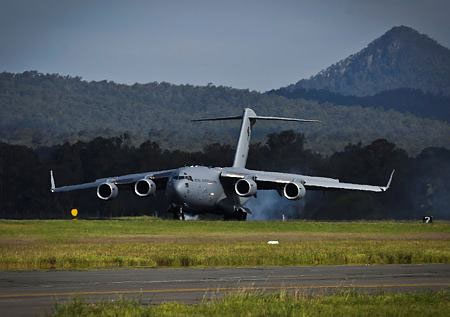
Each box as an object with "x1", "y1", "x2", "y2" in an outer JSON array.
[
  {"x1": 249, "y1": 116, "x2": 319, "y2": 123},
  {"x1": 191, "y1": 115, "x2": 242, "y2": 122},
  {"x1": 192, "y1": 115, "x2": 319, "y2": 123}
]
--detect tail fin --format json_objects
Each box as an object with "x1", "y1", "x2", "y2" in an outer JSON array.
[{"x1": 192, "y1": 108, "x2": 319, "y2": 168}]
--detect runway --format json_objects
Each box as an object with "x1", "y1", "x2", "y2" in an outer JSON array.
[{"x1": 1, "y1": 264, "x2": 449, "y2": 316}]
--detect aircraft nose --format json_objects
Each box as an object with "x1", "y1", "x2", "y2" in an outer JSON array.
[{"x1": 173, "y1": 181, "x2": 187, "y2": 200}]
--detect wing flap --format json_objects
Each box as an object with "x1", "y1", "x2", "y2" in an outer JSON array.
[
  {"x1": 304, "y1": 180, "x2": 384, "y2": 192},
  {"x1": 51, "y1": 180, "x2": 101, "y2": 193}
]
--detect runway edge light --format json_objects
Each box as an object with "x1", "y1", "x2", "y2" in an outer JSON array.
[{"x1": 71, "y1": 208, "x2": 78, "y2": 218}]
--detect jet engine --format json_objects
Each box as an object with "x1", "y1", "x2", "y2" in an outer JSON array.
[
  {"x1": 97, "y1": 182, "x2": 119, "y2": 200},
  {"x1": 134, "y1": 179, "x2": 156, "y2": 197},
  {"x1": 234, "y1": 178, "x2": 257, "y2": 197},
  {"x1": 283, "y1": 182, "x2": 306, "y2": 200}
]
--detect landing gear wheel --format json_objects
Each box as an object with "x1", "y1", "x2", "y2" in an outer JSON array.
[
  {"x1": 237, "y1": 211, "x2": 247, "y2": 221},
  {"x1": 174, "y1": 207, "x2": 185, "y2": 221},
  {"x1": 169, "y1": 205, "x2": 185, "y2": 220},
  {"x1": 178, "y1": 207, "x2": 185, "y2": 221}
]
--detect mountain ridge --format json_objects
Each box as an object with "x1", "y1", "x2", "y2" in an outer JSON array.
[
  {"x1": 0, "y1": 71, "x2": 449, "y2": 155},
  {"x1": 268, "y1": 87, "x2": 450, "y2": 122},
  {"x1": 284, "y1": 26, "x2": 450, "y2": 96}
]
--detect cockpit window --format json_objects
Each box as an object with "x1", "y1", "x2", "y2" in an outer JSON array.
[{"x1": 173, "y1": 175, "x2": 193, "y2": 181}]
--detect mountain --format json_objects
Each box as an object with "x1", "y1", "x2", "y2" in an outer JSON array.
[
  {"x1": 284, "y1": 26, "x2": 450, "y2": 97},
  {"x1": 1, "y1": 71, "x2": 449, "y2": 155}
]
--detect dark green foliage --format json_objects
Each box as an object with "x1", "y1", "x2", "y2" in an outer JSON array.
[
  {"x1": 0, "y1": 71, "x2": 449, "y2": 155},
  {"x1": 306, "y1": 139, "x2": 411, "y2": 219},
  {"x1": 0, "y1": 133, "x2": 449, "y2": 220}
]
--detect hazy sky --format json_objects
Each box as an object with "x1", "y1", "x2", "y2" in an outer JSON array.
[{"x1": 1, "y1": 0, "x2": 449, "y2": 91}]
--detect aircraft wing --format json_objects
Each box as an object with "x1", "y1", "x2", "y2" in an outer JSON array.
[
  {"x1": 50, "y1": 169, "x2": 175, "y2": 193},
  {"x1": 220, "y1": 169, "x2": 394, "y2": 193}
]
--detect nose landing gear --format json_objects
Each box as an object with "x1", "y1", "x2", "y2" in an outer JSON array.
[{"x1": 168, "y1": 205, "x2": 185, "y2": 220}]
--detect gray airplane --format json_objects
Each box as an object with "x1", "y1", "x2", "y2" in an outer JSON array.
[{"x1": 50, "y1": 108, "x2": 394, "y2": 220}]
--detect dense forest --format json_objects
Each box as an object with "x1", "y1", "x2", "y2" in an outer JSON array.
[
  {"x1": 269, "y1": 87, "x2": 450, "y2": 122},
  {"x1": 1, "y1": 71, "x2": 449, "y2": 155},
  {"x1": 0, "y1": 131, "x2": 448, "y2": 220}
]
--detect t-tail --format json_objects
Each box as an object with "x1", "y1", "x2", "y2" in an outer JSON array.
[{"x1": 192, "y1": 108, "x2": 319, "y2": 168}]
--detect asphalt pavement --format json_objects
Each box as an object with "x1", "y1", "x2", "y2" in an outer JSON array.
[{"x1": 0, "y1": 264, "x2": 449, "y2": 316}]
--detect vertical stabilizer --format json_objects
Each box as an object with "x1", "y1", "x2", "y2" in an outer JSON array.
[
  {"x1": 232, "y1": 108, "x2": 256, "y2": 168},
  {"x1": 192, "y1": 108, "x2": 318, "y2": 168}
]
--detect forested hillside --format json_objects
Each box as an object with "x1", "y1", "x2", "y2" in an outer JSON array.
[
  {"x1": 287, "y1": 26, "x2": 450, "y2": 96},
  {"x1": 1, "y1": 71, "x2": 449, "y2": 155},
  {"x1": 269, "y1": 87, "x2": 450, "y2": 122}
]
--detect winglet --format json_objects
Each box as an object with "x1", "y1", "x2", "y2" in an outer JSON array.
[
  {"x1": 50, "y1": 170, "x2": 55, "y2": 192},
  {"x1": 382, "y1": 169, "x2": 395, "y2": 191}
]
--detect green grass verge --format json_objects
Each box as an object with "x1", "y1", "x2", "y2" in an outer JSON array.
[
  {"x1": 53, "y1": 290, "x2": 450, "y2": 317},
  {"x1": 0, "y1": 218, "x2": 449, "y2": 270},
  {"x1": 1, "y1": 217, "x2": 449, "y2": 240}
]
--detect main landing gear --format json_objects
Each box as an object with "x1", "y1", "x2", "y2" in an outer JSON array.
[{"x1": 223, "y1": 208, "x2": 248, "y2": 221}]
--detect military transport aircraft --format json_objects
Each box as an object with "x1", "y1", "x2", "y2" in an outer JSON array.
[{"x1": 50, "y1": 108, "x2": 394, "y2": 220}]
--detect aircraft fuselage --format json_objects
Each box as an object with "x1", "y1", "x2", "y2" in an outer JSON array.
[{"x1": 166, "y1": 166, "x2": 249, "y2": 217}]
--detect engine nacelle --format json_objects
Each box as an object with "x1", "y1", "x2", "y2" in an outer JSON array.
[
  {"x1": 283, "y1": 182, "x2": 306, "y2": 200},
  {"x1": 134, "y1": 179, "x2": 156, "y2": 197},
  {"x1": 97, "y1": 182, "x2": 119, "y2": 200},
  {"x1": 235, "y1": 178, "x2": 257, "y2": 197}
]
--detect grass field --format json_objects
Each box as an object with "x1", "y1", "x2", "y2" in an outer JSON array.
[
  {"x1": 0, "y1": 217, "x2": 449, "y2": 270},
  {"x1": 53, "y1": 290, "x2": 450, "y2": 316}
]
